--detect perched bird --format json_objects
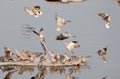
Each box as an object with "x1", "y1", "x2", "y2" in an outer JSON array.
[
  {"x1": 15, "y1": 50, "x2": 34, "y2": 62},
  {"x1": 69, "y1": 57, "x2": 81, "y2": 66},
  {"x1": 26, "y1": 50, "x2": 42, "y2": 57},
  {"x1": 98, "y1": 12, "x2": 111, "y2": 29},
  {"x1": 56, "y1": 32, "x2": 76, "y2": 40},
  {"x1": 97, "y1": 46, "x2": 108, "y2": 63},
  {"x1": 32, "y1": 28, "x2": 48, "y2": 55},
  {"x1": 63, "y1": 53, "x2": 71, "y2": 61},
  {"x1": 64, "y1": 41, "x2": 80, "y2": 54},
  {"x1": 55, "y1": 53, "x2": 61, "y2": 61},
  {"x1": 79, "y1": 55, "x2": 91, "y2": 63},
  {"x1": 24, "y1": 6, "x2": 42, "y2": 17},
  {"x1": 60, "y1": 53, "x2": 71, "y2": 64},
  {"x1": 69, "y1": 56, "x2": 90, "y2": 66},
  {"x1": 39, "y1": 53, "x2": 50, "y2": 66},
  {"x1": 0, "y1": 47, "x2": 15, "y2": 62},
  {"x1": 48, "y1": 51, "x2": 59, "y2": 64},
  {"x1": 55, "y1": 14, "x2": 71, "y2": 31}
]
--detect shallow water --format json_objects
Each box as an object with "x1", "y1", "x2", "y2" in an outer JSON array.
[{"x1": 0, "y1": 0, "x2": 120, "y2": 79}]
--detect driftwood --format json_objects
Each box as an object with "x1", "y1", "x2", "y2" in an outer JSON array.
[
  {"x1": 0, "y1": 62, "x2": 36, "y2": 66},
  {"x1": 0, "y1": 61, "x2": 83, "y2": 67}
]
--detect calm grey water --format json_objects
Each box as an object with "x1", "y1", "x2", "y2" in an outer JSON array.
[{"x1": 0, "y1": 0, "x2": 120, "y2": 79}]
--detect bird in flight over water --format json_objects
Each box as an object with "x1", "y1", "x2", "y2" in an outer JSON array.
[
  {"x1": 55, "y1": 14, "x2": 71, "y2": 32},
  {"x1": 97, "y1": 45, "x2": 109, "y2": 63},
  {"x1": 56, "y1": 32, "x2": 76, "y2": 40},
  {"x1": 98, "y1": 12, "x2": 111, "y2": 29},
  {"x1": 64, "y1": 41, "x2": 80, "y2": 54},
  {"x1": 24, "y1": 6, "x2": 42, "y2": 17},
  {"x1": 32, "y1": 28, "x2": 48, "y2": 55}
]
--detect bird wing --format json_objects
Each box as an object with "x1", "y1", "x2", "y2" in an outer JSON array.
[
  {"x1": 98, "y1": 13, "x2": 106, "y2": 18},
  {"x1": 34, "y1": 6, "x2": 40, "y2": 10},
  {"x1": 32, "y1": 30, "x2": 39, "y2": 36},
  {"x1": 40, "y1": 28, "x2": 43, "y2": 32},
  {"x1": 72, "y1": 41, "x2": 78, "y2": 43},
  {"x1": 56, "y1": 33, "x2": 68, "y2": 40},
  {"x1": 24, "y1": 7, "x2": 34, "y2": 15},
  {"x1": 97, "y1": 50, "x2": 102, "y2": 56}
]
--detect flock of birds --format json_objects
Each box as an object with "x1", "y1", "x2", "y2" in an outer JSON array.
[
  {"x1": 23, "y1": 4, "x2": 110, "y2": 64},
  {"x1": 1, "y1": 0, "x2": 117, "y2": 79}
]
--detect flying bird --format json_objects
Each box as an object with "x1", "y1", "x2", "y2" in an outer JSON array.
[
  {"x1": 32, "y1": 28, "x2": 48, "y2": 55},
  {"x1": 97, "y1": 46, "x2": 108, "y2": 63},
  {"x1": 56, "y1": 32, "x2": 76, "y2": 40},
  {"x1": 64, "y1": 41, "x2": 80, "y2": 54},
  {"x1": 24, "y1": 6, "x2": 42, "y2": 17},
  {"x1": 98, "y1": 12, "x2": 111, "y2": 29},
  {"x1": 55, "y1": 14, "x2": 71, "y2": 31}
]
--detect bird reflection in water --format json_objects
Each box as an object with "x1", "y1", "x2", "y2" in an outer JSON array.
[
  {"x1": 3, "y1": 70, "x2": 16, "y2": 79},
  {"x1": 18, "y1": 66, "x2": 34, "y2": 75},
  {"x1": 31, "y1": 66, "x2": 47, "y2": 79},
  {"x1": 1, "y1": 64, "x2": 90, "y2": 79}
]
